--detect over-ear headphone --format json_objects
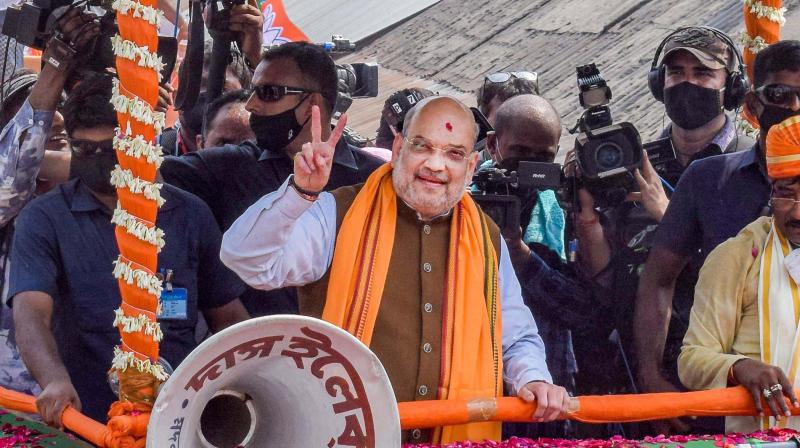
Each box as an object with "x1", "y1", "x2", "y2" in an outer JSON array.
[{"x1": 647, "y1": 26, "x2": 749, "y2": 111}]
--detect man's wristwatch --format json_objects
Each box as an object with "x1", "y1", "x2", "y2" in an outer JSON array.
[{"x1": 289, "y1": 176, "x2": 321, "y2": 202}]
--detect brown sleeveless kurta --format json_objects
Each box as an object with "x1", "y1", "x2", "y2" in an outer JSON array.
[{"x1": 297, "y1": 184, "x2": 501, "y2": 443}]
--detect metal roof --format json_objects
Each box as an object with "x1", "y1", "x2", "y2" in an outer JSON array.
[
  {"x1": 339, "y1": 0, "x2": 800, "y2": 155},
  {"x1": 284, "y1": 0, "x2": 441, "y2": 43}
]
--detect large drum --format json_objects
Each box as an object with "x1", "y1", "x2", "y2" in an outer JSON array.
[{"x1": 147, "y1": 315, "x2": 401, "y2": 447}]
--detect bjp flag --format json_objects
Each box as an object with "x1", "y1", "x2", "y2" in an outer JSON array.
[{"x1": 260, "y1": 0, "x2": 308, "y2": 45}]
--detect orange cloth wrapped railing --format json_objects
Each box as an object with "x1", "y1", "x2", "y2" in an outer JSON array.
[
  {"x1": 399, "y1": 386, "x2": 795, "y2": 429},
  {"x1": 0, "y1": 385, "x2": 796, "y2": 445}
]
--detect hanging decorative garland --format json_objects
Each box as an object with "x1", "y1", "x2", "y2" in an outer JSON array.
[
  {"x1": 740, "y1": 0, "x2": 785, "y2": 134},
  {"x1": 105, "y1": 0, "x2": 166, "y2": 443}
]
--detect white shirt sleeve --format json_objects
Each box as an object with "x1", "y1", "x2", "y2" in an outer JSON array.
[
  {"x1": 220, "y1": 176, "x2": 337, "y2": 290},
  {"x1": 499, "y1": 238, "x2": 553, "y2": 394}
]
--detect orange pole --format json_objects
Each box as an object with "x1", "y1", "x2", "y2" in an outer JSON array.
[
  {"x1": 0, "y1": 386, "x2": 113, "y2": 447},
  {"x1": 399, "y1": 386, "x2": 793, "y2": 429}
]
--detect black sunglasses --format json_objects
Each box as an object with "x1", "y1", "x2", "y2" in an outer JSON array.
[
  {"x1": 70, "y1": 139, "x2": 115, "y2": 157},
  {"x1": 253, "y1": 85, "x2": 315, "y2": 102},
  {"x1": 756, "y1": 84, "x2": 800, "y2": 107}
]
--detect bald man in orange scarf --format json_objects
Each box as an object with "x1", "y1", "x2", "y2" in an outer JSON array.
[
  {"x1": 679, "y1": 115, "x2": 800, "y2": 433},
  {"x1": 221, "y1": 96, "x2": 568, "y2": 443}
]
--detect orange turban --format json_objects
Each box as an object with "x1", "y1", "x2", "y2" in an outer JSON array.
[{"x1": 767, "y1": 115, "x2": 800, "y2": 179}]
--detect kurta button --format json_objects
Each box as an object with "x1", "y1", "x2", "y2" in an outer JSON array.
[
  {"x1": 423, "y1": 224, "x2": 431, "y2": 235},
  {"x1": 418, "y1": 385, "x2": 428, "y2": 396},
  {"x1": 423, "y1": 343, "x2": 432, "y2": 353},
  {"x1": 423, "y1": 262, "x2": 432, "y2": 272},
  {"x1": 424, "y1": 302, "x2": 433, "y2": 313},
  {"x1": 411, "y1": 429, "x2": 422, "y2": 439}
]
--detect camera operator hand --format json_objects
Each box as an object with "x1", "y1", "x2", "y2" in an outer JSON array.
[
  {"x1": 575, "y1": 188, "x2": 612, "y2": 277},
  {"x1": 229, "y1": 0, "x2": 264, "y2": 69},
  {"x1": 156, "y1": 83, "x2": 175, "y2": 114},
  {"x1": 501, "y1": 223, "x2": 531, "y2": 272},
  {"x1": 46, "y1": 8, "x2": 101, "y2": 69},
  {"x1": 30, "y1": 9, "x2": 100, "y2": 111},
  {"x1": 626, "y1": 152, "x2": 669, "y2": 223}
]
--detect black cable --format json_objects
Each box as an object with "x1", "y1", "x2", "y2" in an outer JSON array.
[{"x1": 173, "y1": 0, "x2": 181, "y2": 38}]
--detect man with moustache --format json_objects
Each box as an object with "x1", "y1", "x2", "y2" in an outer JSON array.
[
  {"x1": 679, "y1": 114, "x2": 800, "y2": 433},
  {"x1": 221, "y1": 97, "x2": 567, "y2": 444}
]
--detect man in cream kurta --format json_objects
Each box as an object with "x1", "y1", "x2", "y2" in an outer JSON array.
[{"x1": 680, "y1": 114, "x2": 800, "y2": 433}]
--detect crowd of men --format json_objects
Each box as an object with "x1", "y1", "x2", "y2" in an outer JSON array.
[{"x1": 0, "y1": 3, "x2": 800, "y2": 444}]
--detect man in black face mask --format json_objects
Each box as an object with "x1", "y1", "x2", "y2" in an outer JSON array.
[
  {"x1": 8, "y1": 73, "x2": 250, "y2": 425},
  {"x1": 652, "y1": 27, "x2": 755, "y2": 202},
  {"x1": 567, "y1": 27, "x2": 757, "y2": 436},
  {"x1": 160, "y1": 42, "x2": 384, "y2": 317},
  {"x1": 477, "y1": 94, "x2": 591, "y2": 439},
  {"x1": 634, "y1": 39, "x2": 800, "y2": 435}
]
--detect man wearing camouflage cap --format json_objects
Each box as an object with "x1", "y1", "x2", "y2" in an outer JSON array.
[{"x1": 574, "y1": 26, "x2": 757, "y2": 435}]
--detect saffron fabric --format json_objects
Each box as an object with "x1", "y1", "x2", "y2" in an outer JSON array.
[
  {"x1": 756, "y1": 220, "x2": 800, "y2": 430},
  {"x1": 220, "y1": 175, "x2": 553, "y2": 436},
  {"x1": 766, "y1": 115, "x2": 800, "y2": 179},
  {"x1": 322, "y1": 164, "x2": 502, "y2": 442}
]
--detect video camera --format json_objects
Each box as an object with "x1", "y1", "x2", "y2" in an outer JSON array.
[
  {"x1": 470, "y1": 63, "x2": 676, "y2": 238},
  {"x1": 1, "y1": 0, "x2": 176, "y2": 79},
  {"x1": 570, "y1": 63, "x2": 675, "y2": 208},
  {"x1": 471, "y1": 160, "x2": 563, "y2": 238}
]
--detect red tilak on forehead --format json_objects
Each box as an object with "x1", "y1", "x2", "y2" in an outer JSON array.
[{"x1": 445, "y1": 122, "x2": 453, "y2": 132}]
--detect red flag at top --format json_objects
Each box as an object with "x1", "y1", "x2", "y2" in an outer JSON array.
[{"x1": 261, "y1": 0, "x2": 308, "y2": 45}]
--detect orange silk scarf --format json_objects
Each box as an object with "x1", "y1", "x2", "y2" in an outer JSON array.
[{"x1": 322, "y1": 163, "x2": 503, "y2": 443}]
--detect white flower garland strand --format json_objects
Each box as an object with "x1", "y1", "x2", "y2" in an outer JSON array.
[
  {"x1": 114, "y1": 131, "x2": 163, "y2": 168},
  {"x1": 113, "y1": 256, "x2": 164, "y2": 297},
  {"x1": 112, "y1": 206, "x2": 165, "y2": 251},
  {"x1": 743, "y1": 0, "x2": 787, "y2": 25},
  {"x1": 112, "y1": 347, "x2": 169, "y2": 381},
  {"x1": 111, "y1": 79, "x2": 166, "y2": 133},
  {"x1": 740, "y1": 32, "x2": 769, "y2": 54},
  {"x1": 110, "y1": 165, "x2": 166, "y2": 206},
  {"x1": 111, "y1": 0, "x2": 163, "y2": 27},
  {"x1": 113, "y1": 308, "x2": 164, "y2": 341},
  {"x1": 111, "y1": 35, "x2": 165, "y2": 81},
  {"x1": 109, "y1": 5, "x2": 168, "y2": 389}
]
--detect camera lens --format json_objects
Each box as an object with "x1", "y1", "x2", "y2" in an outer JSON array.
[{"x1": 594, "y1": 142, "x2": 623, "y2": 171}]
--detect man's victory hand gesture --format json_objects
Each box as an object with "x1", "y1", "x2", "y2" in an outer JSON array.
[{"x1": 293, "y1": 106, "x2": 348, "y2": 193}]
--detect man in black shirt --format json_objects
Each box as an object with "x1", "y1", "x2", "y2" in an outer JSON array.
[
  {"x1": 573, "y1": 28, "x2": 754, "y2": 436},
  {"x1": 161, "y1": 42, "x2": 383, "y2": 316}
]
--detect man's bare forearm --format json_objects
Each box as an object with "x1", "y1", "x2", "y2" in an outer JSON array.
[
  {"x1": 14, "y1": 293, "x2": 71, "y2": 388},
  {"x1": 27, "y1": 65, "x2": 69, "y2": 112},
  {"x1": 576, "y1": 220, "x2": 611, "y2": 277},
  {"x1": 634, "y1": 281, "x2": 673, "y2": 377},
  {"x1": 634, "y1": 246, "x2": 690, "y2": 379}
]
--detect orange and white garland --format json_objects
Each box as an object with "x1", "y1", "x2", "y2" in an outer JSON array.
[
  {"x1": 741, "y1": 0, "x2": 785, "y2": 133},
  {"x1": 106, "y1": 0, "x2": 165, "y2": 440}
]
